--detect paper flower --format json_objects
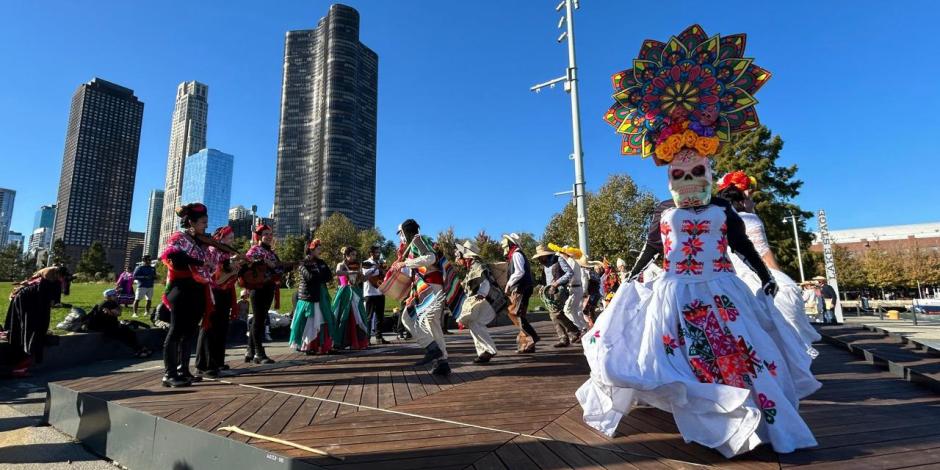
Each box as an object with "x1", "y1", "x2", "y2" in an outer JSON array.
[{"x1": 603, "y1": 25, "x2": 771, "y2": 162}]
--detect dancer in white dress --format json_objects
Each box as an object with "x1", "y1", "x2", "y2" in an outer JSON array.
[
  {"x1": 579, "y1": 24, "x2": 817, "y2": 457},
  {"x1": 717, "y1": 172, "x2": 822, "y2": 356}
]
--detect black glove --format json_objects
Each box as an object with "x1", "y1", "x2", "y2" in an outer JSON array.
[{"x1": 762, "y1": 280, "x2": 778, "y2": 297}]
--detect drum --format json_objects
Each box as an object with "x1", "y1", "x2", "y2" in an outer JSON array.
[{"x1": 380, "y1": 269, "x2": 413, "y2": 302}]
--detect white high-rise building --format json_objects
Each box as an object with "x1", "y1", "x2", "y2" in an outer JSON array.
[
  {"x1": 158, "y1": 81, "x2": 208, "y2": 248},
  {"x1": 229, "y1": 205, "x2": 251, "y2": 221}
]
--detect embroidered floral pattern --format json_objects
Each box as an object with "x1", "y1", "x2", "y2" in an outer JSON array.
[
  {"x1": 668, "y1": 219, "x2": 710, "y2": 276},
  {"x1": 679, "y1": 298, "x2": 764, "y2": 388},
  {"x1": 714, "y1": 295, "x2": 739, "y2": 322},
  {"x1": 758, "y1": 393, "x2": 777, "y2": 424},
  {"x1": 663, "y1": 334, "x2": 679, "y2": 355},
  {"x1": 590, "y1": 330, "x2": 600, "y2": 345},
  {"x1": 713, "y1": 222, "x2": 734, "y2": 272},
  {"x1": 763, "y1": 360, "x2": 778, "y2": 377}
]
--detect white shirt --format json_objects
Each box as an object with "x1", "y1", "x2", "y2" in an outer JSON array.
[
  {"x1": 506, "y1": 251, "x2": 526, "y2": 288},
  {"x1": 362, "y1": 256, "x2": 383, "y2": 297}
]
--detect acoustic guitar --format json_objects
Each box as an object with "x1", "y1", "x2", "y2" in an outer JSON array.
[{"x1": 239, "y1": 261, "x2": 298, "y2": 290}]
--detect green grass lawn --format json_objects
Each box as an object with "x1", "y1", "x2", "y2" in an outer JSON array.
[{"x1": 1, "y1": 282, "x2": 545, "y2": 333}]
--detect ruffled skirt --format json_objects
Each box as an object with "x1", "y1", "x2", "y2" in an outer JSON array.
[{"x1": 577, "y1": 274, "x2": 818, "y2": 457}]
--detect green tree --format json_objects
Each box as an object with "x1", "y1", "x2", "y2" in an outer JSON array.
[
  {"x1": 473, "y1": 230, "x2": 503, "y2": 263},
  {"x1": 313, "y1": 212, "x2": 358, "y2": 269},
  {"x1": 0, "y1": 244, "x2": 30, "y2": 281},
  {"x1": 76, "y1": 241, "x2": 112, "y2": 277},
  {"x1": 278, "y1": 235, "x2": 307, "y2": 263},
  {"x1": 230, "y1": 236, "x2": 252, "y2": 255},
  {"x1": 830, "y1": 246, "x2": 865, "y2": 290},
  {"x1": 713, "y1": 126, "x2": 813, "y2": 280},
  {"x1": 543, "y1": 174, "x2": 656, "y2": 265},
  {"x1": 436, "y1": 227, "x2": 458, "y2": 261},
  {"x1": 861, "y1": 249, "x2": 905, "y2": 296},
  {"x1": 49, "y1": 238, "x2": 71, "y2": 267},
  {"x1": 357, "y1": 227, "x2": 387, "y2": 261}
]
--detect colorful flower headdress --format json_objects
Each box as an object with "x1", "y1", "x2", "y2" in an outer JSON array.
[
  {"x1": 603, "y1": 24, "x2": 771, "y2": 165},
  {"x1": 717, "y1": 170, "x2": 757, "y2": 192}
]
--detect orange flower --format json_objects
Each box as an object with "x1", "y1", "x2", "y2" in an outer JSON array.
[
  {"x1": 682, "y1": 129, "x2": 699, "y2": 147},
  {"x1": 665, "y1": 134, "x2": 684, "y2": 153},
  {"x1": 656, "y1": 144, "x2": 676, "y2": 162},
  {"x1": 694, "y1": 136, "x2": 720, "y2": 156}
]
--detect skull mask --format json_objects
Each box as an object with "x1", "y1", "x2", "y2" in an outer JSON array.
[{"x1": 667, "y1": 148, "x2": 712, "y2": 208}]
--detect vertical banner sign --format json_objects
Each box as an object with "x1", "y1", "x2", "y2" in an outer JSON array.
[{"x1": 817, "y1": 210, "x2": 844, "y2": 323}]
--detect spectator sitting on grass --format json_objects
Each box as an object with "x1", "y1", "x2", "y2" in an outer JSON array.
[{"x1": 86, "y1": 289, "x2": 152, "y2": 358}]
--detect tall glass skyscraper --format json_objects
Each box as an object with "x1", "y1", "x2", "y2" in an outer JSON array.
[
  {"x1": 33, "y1": 204, "x2": 56, "y2": 231},
  {"x1": 53, "y1": 78, "x2": 143, "y2": 272},
  {"x1": 159, "y1": 81, "x2": 208, "y2": 248},
  {"x1": 181, "y1": 149, "x2": 233, "y2": 232},
  {"x1": 143, "y1": 189, "x2": 164, "y2": 258},
  {"x1": 273, "y1": 4, "x2": 378, "y2": 237},
  {"x1": 0, "y1": 188, "x2": 15, "y2": 247}
]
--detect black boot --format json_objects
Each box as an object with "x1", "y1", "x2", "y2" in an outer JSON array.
[
  {"x1": 177, "y1": 337, "x2": 201, "y2": 382},
  {"x1": 375, "y1": 335, "x2": 390, "y2": 345},
  {"x1": 431, "y1": 359, "x2": 451, "y2": 375},
  {"x1": 162, "y1": 374, "x2": 190, "y2": 388},
  {"x1": 415, "y1": 343, "x2": 443, "y2": 366},
  {"x1": 473, "y1": 351, "x2": 495, "y2": 364}
]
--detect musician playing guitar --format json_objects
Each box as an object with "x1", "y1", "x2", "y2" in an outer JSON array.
[
  {"x1": 242, "y1": 224, "x2": 283, "y2": 364},
  {"x1": 195, "y1": 226, "x2": 244, "y2": 378}
]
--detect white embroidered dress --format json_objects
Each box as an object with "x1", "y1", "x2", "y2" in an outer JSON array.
[
  {"x1": 732, "y1": 213, "x2": 822, "y2": 356},
  {"x1": 577, "y1": 204, "x2": 817, "y2": 457}
]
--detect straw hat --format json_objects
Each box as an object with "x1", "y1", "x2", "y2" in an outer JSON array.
[
  {"x1": 615, "y1": 258, "x2": 626, "y2": 268},
  {"x1": 812, "y1": 275, "x2": 827, "y2": 281},
  {"x1": 533, "y1": 244, "x2": 554, "y2": 259}
]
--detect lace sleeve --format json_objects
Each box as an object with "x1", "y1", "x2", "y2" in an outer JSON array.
[{"x1": 741, "y1": 213, "x2": 771, "y2": 257}]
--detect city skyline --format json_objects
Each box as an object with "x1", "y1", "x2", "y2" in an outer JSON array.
[
  {"x1": 273, "y1": 4, "x2": 378, "y2": 237},
  {"x1": 0, "y1": 188, "x2": 14, "y2": 247},
  {"x1": 2, "y1": 2, "x2": 939, "y2": 244},
  {"x1": 52, "y1": 78, "x2": 143, "y2": 272}
]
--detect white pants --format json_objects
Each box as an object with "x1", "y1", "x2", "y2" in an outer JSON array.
[
  {"x1": 565, "y1": 285, "x2": 587, "y2": 330},
  {"x1": 402, "y1": 286, "x2": 448, "y2": 359},
  {"x1": 457, "y1": 297, "x2": 498, "y2": 356}
]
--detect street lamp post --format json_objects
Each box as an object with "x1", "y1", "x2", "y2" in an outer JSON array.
[
  {"x1": 783, "y1": 211, "x2": 805, "y2": 283},
  {"x1": 531, "y1": 0, "x2": 589, "y2": 258}
]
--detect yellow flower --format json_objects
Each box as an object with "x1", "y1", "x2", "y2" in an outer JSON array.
[
  {"x1": 656, "y1": 144, "x2": 676, "y2": 162},
  {"x1": 694, "y1": 136, "x2": 720, "y2": 156},
  {"x1": 682, "y1": 129, "x2": 699, "y2": 147},
  {"x1": 665, "y1": 134, "x2": 684, "y2": 153}
]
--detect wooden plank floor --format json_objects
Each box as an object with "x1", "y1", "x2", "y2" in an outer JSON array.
[{"x1": 53, "y1": 321, "x2": 940, "y2": 469}]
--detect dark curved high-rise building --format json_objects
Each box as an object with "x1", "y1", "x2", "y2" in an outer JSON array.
[{"x1": 273, "y1": 3, "x2": 378, "y2": 237}]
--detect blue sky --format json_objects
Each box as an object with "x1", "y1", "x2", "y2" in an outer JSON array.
[{"x1": 1, "y1": 1, "x2": 938, "y2": 243}]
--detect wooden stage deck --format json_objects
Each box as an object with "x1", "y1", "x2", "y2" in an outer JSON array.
[{"x1": 47, "y1": 322, "x2": 940, "y2": 470}]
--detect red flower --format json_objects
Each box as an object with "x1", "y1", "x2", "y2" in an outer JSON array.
[
  {"x1": 718, "y1": 171, "x2": 752, "y2": 192},
  {"x1": 682, "y1": 237, "x2": 704, "y2": 256}
]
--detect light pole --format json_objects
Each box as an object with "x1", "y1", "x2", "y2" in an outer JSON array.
[
  {"x1": 783, "y1": 211, "x2": 805, "y2": 283},
  {"x1": 530, "y1": 0, "x2": 589, "y2": 257}
]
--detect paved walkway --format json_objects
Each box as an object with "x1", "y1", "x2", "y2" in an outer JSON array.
[{"x1": 845, "y1": 315, "x2": 940, "y2": 350}]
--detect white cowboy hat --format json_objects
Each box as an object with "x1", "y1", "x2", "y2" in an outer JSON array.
[
  {"x1": 616, "y1": 258, "x2": 626, "y2": 268},
  {"x1": 532, "y1": 244, "x2": 554, "y2": 259},
  {"x1": 502, "y1": 232, "x2": 522, "y2": 247},
  {"x1": 458, "y1": 239, "x2": 482, "y2": 258}
]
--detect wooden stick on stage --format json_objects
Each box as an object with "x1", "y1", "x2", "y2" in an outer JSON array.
[{"x1": 217, "y1": 425, "x2": 345, "y2": 461}]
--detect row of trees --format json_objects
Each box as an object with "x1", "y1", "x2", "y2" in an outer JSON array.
[{"x1": 829, "y1": 246, "x2": 940, "y2": 294}]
